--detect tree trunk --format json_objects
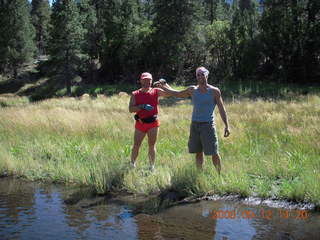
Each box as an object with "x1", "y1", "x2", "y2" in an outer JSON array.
[
  {"x1": 65, "y1": 49, "x2": 71, "y2": 96},
  {"x1": 13, "y1": 66, "x2": 18, "y2": 79}
]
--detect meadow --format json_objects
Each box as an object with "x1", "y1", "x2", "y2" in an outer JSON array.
[{"x1": 0, "y1": 92, "x2": 319, "y2": 206}]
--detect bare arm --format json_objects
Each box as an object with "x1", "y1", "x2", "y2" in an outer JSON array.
[
  {"x1": 213, "y1": 88, "x2": 230, "y2": 137},
  {"x1": 128, "y1": 95, "x2": 141, "y2": 113},
  {"x1": 155, "y1": 82, "x2": 194, "y2": 98}
]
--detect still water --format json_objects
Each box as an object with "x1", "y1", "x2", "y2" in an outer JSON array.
[{"x1": 0, "y1": 178, "x2": 319, "y2": 240}]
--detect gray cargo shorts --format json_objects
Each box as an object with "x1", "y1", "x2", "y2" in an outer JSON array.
[{"x1": 188, "y1": 121, "x2": 218, "y2": 155}]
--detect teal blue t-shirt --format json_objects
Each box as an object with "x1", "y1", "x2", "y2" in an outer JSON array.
[{"x1": 191, "y1": 87, "x2": 216, "y2": 122}]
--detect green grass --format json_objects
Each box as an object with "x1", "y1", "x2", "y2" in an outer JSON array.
[{"x1": 0, "y1": 93, "x2": 319, "y2": 206}]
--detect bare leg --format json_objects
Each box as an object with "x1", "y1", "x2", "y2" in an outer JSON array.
[
  {"x1": 196, "y1": 152, "x2": 204, "y2": 169},
  {"x1": 147, "y1": 127, "x2": 158, "y2": 167},
  {"x1": 212, "y1": 153, "x2": 221, "y2": 174},
  {"x1": 131, "y1": 129, "x2": 146, "y2": 166}
]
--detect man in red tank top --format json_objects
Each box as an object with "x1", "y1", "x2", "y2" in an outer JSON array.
[{"x1": 128, "y1": 72, "x2": 169, "y2": 170}]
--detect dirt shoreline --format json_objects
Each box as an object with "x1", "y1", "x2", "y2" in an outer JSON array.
[{"x1": 1, "y1": 175, "x2": 318, "y2": 212}]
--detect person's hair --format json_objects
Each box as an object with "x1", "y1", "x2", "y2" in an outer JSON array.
[{"x1": 196, "y1": 67, "x2": 209, "y2": 77}]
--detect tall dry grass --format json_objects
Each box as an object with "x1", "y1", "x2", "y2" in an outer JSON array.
[{"x1": 0, "y1": 94, "x2": 319, "y2": 205}]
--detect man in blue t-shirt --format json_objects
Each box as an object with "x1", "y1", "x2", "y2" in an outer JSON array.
[{"x1": 154, "y1": 67, "x2": 230, "y2": 174}]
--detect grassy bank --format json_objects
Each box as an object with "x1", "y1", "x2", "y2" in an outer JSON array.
[{"x1": 0, "y1": 93, "x2": 319, "y2": 206}]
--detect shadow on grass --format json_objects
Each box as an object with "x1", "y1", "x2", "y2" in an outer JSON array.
[
  {"x1": 0, "y1": 69, "x2": 39, "y2": 94},
  {"x1": 2, "y1": 61, "x2": 320, "y2": 104},
  {"x1": 0, "y1": 62, "x2": 66, "y2": 102}
]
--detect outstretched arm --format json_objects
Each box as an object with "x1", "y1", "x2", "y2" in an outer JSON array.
[
  {"x1": 213, "y1": 88, "x2": 230, "y2": 137},
  {"x1": 154, "y1": 81, "x2": 194, "y2": 98}
]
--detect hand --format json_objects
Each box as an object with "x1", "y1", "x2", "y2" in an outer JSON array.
[
  {"x1": 153, "y1": 81, "x2": 161, "y2": 87},
  {"x1": 140, "y1": 104, "x2": 153, "y2": 111},
  {"x1": 159, "y1": 78, "x2": 166, "y2": 84},
  {"x1": 153, "y1": 78, "x2": 166, "y2": 87},
  {"x1": 224, "y1": 127, "x2": 230, "y2": 137}
]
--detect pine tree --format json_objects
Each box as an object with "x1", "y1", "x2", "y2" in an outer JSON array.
[
  {"x1": 0, "y1": 0, "x2": 36, "y2": 77},
  {"x1": 78, "y1": 0, "x2": 98, "y2": 58},
  {"x1": 31, "y1": 0, "x2": 51, "y2": 56},
  {"x1": 97, "y1": 0, "x2": 146, "y2": 82},
  {"x1": 49, "y1": 0, "x2": 84, "y2": 95},
  {"x1": 304, "y1": 0, "x2": 320, "y2": 82},
  {"x1": 88, "y1": 0, "x2": 107, "y2": 64},
  {"x1": 203, "y1": 0, "x2": 224, "y2": 23},
  {"x1": 260, "y1": 0, "x2": 319, "y2": 83},
  {"x1": 150, "y1": 0, "x2": 199, "y2": 77},
  {"x1": 77, "y1": 0, "x2": 99, "y2": 83},
  {"x1": 228, "y1": 0, "x2": 260, "y2": 79}
]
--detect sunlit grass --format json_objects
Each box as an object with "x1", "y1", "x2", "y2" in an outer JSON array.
[{"x1": 0, "y1": 93, "x2": 319, "y2": 206}]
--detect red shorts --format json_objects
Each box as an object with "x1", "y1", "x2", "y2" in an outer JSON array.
[{"x1": 135, "y1": 120, "x2": 160, "y2": 133}]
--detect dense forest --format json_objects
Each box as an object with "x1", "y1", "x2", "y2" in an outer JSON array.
[{"x1": 0, "y1": 0, "x2": 319, "y2": 95}]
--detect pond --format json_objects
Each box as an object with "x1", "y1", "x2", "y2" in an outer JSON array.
[{"x1": 1, "y1": 178, "x2": 319, "y2": 240}]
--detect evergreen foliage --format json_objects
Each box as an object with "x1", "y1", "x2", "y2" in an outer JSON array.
[
  {"x1": 0, "y1": 0, "x2": 36, "y2": 77},
  {"x1": 78, "y1": 0, "x2": 98, "y2": 82},
  {"x1": 0, "y1": 0, "x2": 319, "y2": 88},
  {"x1": 97, "y1": 0, "x2": 149, "y2": 83},
  {"x1": 228, "y1": 0, "x2": 261, "y2": 80},
  {"x1": 150, "y1": 0, "x2": 199, "y2": 80},
  {"x1": 31, "y1": 0, "x2": 51, "y2": 55},
  {"x1": 260, "y1": 0, "x2": 320, "y2": 83},
  {"x1": 49, "y1": 0, "x2": 84, "y2": 95}
]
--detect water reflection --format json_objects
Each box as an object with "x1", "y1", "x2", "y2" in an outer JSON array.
[
  {"x1": 1, "y1": 178, "x2": 320, "y2": 240},
  {"x1": 58, "y1": 187, "x2": 137, "y2": 239},
  {"x1": 139, "y1": 203, "x2": 217, "y2": 240},
  {"x1": 0, "y1": 178, "x2": 36, "y2": 239}
]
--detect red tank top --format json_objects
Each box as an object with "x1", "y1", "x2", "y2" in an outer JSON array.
[{"x1": 132, "y1": 88, "x2": 159, "y2": 119}]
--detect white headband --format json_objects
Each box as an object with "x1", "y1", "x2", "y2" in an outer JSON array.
[{"x1": 196, "y1": 67, "x2": 209, "y2": 77}]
